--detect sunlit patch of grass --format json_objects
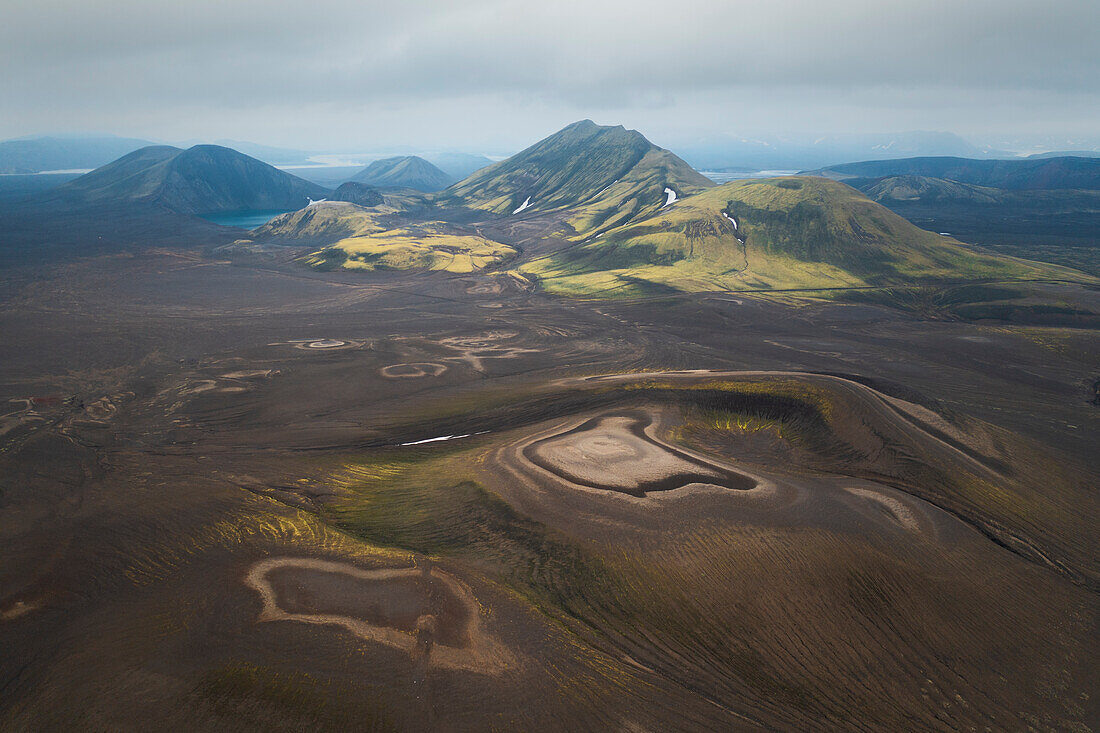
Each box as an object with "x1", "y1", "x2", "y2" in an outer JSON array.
[
  {"x1": 622, "y1": 378, "x2": 840, "y2": 424},
  {"x1": 700, "y1": 410, "x2": 783, "y2": 436},
  {"x1": 120, "y1": 499, "x2": 408, "y2": 588},
  {"x1": 300, "y1": 225, "x2": 515, "y2": 273},
  {"x1": 1011, "y1": 328, "x2": 1075, "y2": 356}
]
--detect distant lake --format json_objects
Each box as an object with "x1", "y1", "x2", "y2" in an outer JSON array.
[
  {"x1": 199, "y1": 209, "x2": 293, "y2": 229},
  {"x1": 700, "y1": 170, "x2": 802, "y2": 183}
]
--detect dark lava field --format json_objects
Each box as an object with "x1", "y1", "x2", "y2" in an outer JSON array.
[{"x1": 1, "y1": 246, "x2": 1097, "y2": 731}]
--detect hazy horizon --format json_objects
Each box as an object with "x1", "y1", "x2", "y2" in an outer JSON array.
[{"x1": 3, "y1": 0, "x2": 1098, "y2": 156}]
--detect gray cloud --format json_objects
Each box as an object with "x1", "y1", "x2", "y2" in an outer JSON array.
[{"x1": 1, "y1": 0, "x2": 1097, "y2": 150}]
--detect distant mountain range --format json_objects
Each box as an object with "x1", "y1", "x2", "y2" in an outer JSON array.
[
  {"x1": 680, "y1": 131, "x2": 1012, "y2": 172},
  {"x1": 0, "y1": 135, "x2": 159, "y2": 174},
  {"x1": 1026, "y1": 150, "x2": 1100, "y2": 160},
  {"x1": 253, "y1": 121, "x2": 1081, "y2": 291},
  {"x1": 350, "y1": 156, "x2": 453, "y2": 192},
  {"x1": 0, "y1": 133, "x2": 498, "y2": 189},
  {"x1": 3, "y1": 122, "x2": 1093, "y2": 290},
  {"x1": 7, "y1": 130, "x2": 1097, "y2": 182},
  {"x1": 0, "y1": 134, "x2": 321, "y2": 174},
  {"x1": 807, "y1": 156, "x2": 1100, "y2": 191}
]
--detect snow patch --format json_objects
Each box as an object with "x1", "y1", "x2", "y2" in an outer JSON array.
[
  {"x1": 663, "y1": 187, "x2": 677, "y2": 207},
  {"x1": 512, "y1": 197, "x2": 532, "y2": 214},
  {"x1": 594, "y1": 179, "x2": 621, "y2": 197},
  {"x1": 400, "y1": 430, "x2": 489, "y2": 446}
]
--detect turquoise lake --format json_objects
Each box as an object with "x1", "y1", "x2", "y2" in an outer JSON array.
[{"x1": 199, "y1": 209, "x2": 293, "y2": 229}]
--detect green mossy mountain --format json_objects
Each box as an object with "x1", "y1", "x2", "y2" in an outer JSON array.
[
  {"x1": 351, "y1": 156, "x2": 453, "y2": 192},
  {"x1": 522, "y1": 176, "x2": 1087, "y2": 296},
  {"x1": 436, "y1": 119, "x2": 714, "y2": 236},
  {"x1": 52, "y1": 144, "x2": 328, "y2": 214}
]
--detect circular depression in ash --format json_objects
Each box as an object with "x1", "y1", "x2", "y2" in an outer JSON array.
[
  {"x1": 380, "y1": 362, "x2": 449, "y2": 379},
  {"x1": 524, "y1": 413, "x2": 755, "y2": 496},
  {"x1": 466, "y1": 282, "x2": 502, "y2": 295},
  {"x1": 245, "y1": 558, "x2": 515, "y2": 672},
  {"x1": 305, "y1": 339, "x2": 346, "y2": 349},
  {"x1": 266, "y1": 565, "x2": 471, "y2": 648}
]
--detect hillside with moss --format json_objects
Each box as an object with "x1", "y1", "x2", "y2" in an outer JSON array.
[
  {"x1": 252, "y1": 201, "x2": 390, "y2": 242},
  {"x1": 436, "y1": 120, "x2": 713, "y2": 237},
  {"x1": 521, "y1": 177, "x2": 1089, "y2": 296},
  {"x1": 243, "y1": 126, "x2": 1093, "y2": 290},
  {"x1": 301, "y1": 222, "x2": 515, "y2": 273}
]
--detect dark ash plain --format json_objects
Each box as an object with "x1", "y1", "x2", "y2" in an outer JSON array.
[{"x1": 0, "y1": 234, "x2": 1096, "y2": 729}]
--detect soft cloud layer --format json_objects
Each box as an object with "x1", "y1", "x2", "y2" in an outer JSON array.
[{"x1": 2, "y1": 0, "x2": 1097, "y2": 151}]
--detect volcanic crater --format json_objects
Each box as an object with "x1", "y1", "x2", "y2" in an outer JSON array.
[{"x1": 522, "y1": 412, "x2": 756, "y2": 496}]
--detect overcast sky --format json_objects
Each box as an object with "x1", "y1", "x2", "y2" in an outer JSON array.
[{"x1": 2, "y1": 0, "x2": 1097, "y2": 153}]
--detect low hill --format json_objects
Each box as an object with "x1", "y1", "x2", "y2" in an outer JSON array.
[
  {"x1": 350, "y1": 156, "x2": 453, "y2": 192},
  {"x1": 809, "y1": 156, "x2": 1100, "y2": 191},
  {"x1": 436, "y1": 120, "x2": 714, "y2": 237},
  {"x1": 854, "y1": 175, "x2": 1100, "y2": 276},
  {"x1": 252, "y1": 201, "x2": 388, "y2": 243},
  {"x1": 1027, "y1": 150, "x2": 1100, "y2": 160},
  {"x1": 0, "y1": 134, "x2": 158, "y2": 174},
  {"x1": 249, "y1": 199, "x2": 513, "y2": 274},
  {"x1": 300, "y1": 222, "x2": 515, "y2": 273},
  {"x1": 860, "y1": 175, "x2": 1004, "y2": 204},
  {"x1": 521, "y1": 177, "x2": 1085, "y2": 296},
  {"x1": 329, "y1": 181, "x2": 384, "y2": 207},
  {"x1": 50, "y1": 144, "x2": 328, "y2": 214}
]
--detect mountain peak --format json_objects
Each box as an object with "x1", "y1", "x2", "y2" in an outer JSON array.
[{"x1": 437, "y1": 121, "x2": 711, "y2": 233}]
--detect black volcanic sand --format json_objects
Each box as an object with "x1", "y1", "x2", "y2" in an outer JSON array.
[
  {"x1": 0, "y1": 246, "x2": 1097, "y2": 731},
  {"x1": 380, "y1": 362, "x2": 448, "y2": 378}
]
